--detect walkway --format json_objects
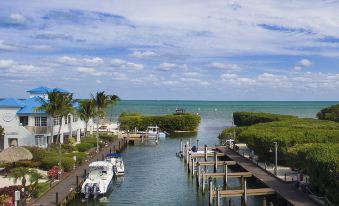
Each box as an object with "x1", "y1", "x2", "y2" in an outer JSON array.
[
  {"x1": 30, "y1": 138, "x2": 127, "y2": 206},
  {"x1": 217, "y1": 147, "x2": 318, "y2": 206}
]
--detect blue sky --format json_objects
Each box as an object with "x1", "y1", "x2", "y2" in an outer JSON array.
[{"x1": 1, "y1": 0, "x2": 339, "y2": 100}]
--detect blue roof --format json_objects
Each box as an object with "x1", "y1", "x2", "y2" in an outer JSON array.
[
  {"x1": 0, "y1": 98, "x2": 24, "y2": 108},
  {"x1": 27, "y1": 86, "x2": 52, "y2": 94},
  {"x1": 27, "y1": 86, "x2": 70, "y2": 94},
  {"x1": 17, "y1": 97, "x2": 46, "y2": 115}
]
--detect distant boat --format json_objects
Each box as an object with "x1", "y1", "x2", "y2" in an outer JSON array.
[
  {"x1": 81, "y1": 161, "x2": 114, "y2": 198},
  {"x1": 106, "y1": 153, "x2": 125, "y2": 176},
  {"x1": 146, "y1": 126, "x2": 167, "y2": 139}
]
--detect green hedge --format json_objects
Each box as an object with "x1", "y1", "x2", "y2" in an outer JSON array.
[
  {"x1": 41, "y1": 155, "x2": 74, "y2": 172},
  {"x1": 118, "y1": 113, "x2": 201, "y2": 132},
  {"x1": 316, "y1": 104, "x2": 339, "y2": 122},
  {"x1": 233, "y1": 112, "x2": 296, "y2": 126},
  {"x1": 76, "y1": 143, "x2": 94, "y2": 152},
  {"x1": 219, "y1": 118, "x2": 339, "y2": 164},
  {"x1": 99, "y1": 134, "x2": 118, "y2": 142},
  {"x1": 64, "y1": 152, "x2": 88, "y2": 165},
  {"x1": 288, "y1": 144, "x2": 339, "y2": 205}
]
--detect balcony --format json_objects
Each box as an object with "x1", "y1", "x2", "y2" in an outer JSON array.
[{"x1": 24, "y1": 126, "x2": 52, "y2": 134}]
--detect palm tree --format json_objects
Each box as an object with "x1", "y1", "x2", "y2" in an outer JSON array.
[
  {"x1": 92, "y1": 92, "x2": 110, "y2": 152},
  {"x1": 10, "y1": 167, "x2": 30, "y2": 189},
  {"x1": 36, "y1": 90, "x2": 74, "y2": 179},
  {"x1": 109, "y1": 95, "x2": 120, "y2": 121},
  {"x1": 77, "y1": 99, "x2": 96, "y2": 137},
  {"x1": 91, "y1": 92, "x2": 119, "y2": 152},
  {"x1": 28, "y1": 169, "x2": 43, "y2": 196}
]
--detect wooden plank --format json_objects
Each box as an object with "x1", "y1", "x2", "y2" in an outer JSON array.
[
  {"x1": 212, "y1": 188, "x2": 275, "y2": 197},
  {"x1": 203, "y1": 172, "x2": 252, "y2": 178},
  {"x1": 191, "y1": 153, "x2": 224, "y2": 158},
  {"x1": 196, "y1": 161, "x2": 236, "y2": 166}
]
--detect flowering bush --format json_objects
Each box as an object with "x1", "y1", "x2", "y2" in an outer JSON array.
[
  {"x1": 0, "y1": 185, "x2": 24, "y2": 206},
  {"x1": 47, "y1": 166, "x2": 58, "y2": 180}
]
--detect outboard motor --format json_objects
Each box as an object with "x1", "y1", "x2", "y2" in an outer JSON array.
[
  {"x1": 92, "y1": 183, "x2": 100, "y2": 198},
  {"x1": 113, "y1": 165, "x2": 118, "y2": 176},
  {"x1": 84, "y1": 183, "x2": 91, "y2": 199}
]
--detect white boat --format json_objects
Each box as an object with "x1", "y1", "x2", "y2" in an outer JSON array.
[
  {"x1": 146, "y1": 126, "x2": 167, "y2": 139},
  {"x1": 81, "y1": 161, "x2": 114, "y2": 198},
  {"x1": 106, "y1": 153, "x2": 125, "y2": 176}
]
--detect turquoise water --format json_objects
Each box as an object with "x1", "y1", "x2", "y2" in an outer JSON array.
[{"x1": 69, "y1": 101, "x2": 338, "y2": 206}]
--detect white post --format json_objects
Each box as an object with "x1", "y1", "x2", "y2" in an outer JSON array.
[
  {"x1": 217, "y1": 187, "x2": 221, "y2": 206},
  {"x1": 214, "y1": 151, "x2": 218, "y2": 172},
  {"x1": 202, "y1": 172, "x2": 206, "y2": 192},
  {"x1": 60, "y1": 133, "x2": 64, "y2": 144},
  {"x1": 76, "y1": 129, "x2": 81, "y2": 143},
  {"x1": 224, "y1": 162, "x2": 228, "y2": 185},
  {"x1": 274, "y1": 142, "x2": 278, "y2": 175},
  {"x1": 192, "y1": 158, "x2": 195, "y2": 176},
  {"x1": 189, "y1": 138, "x2": 192, "y2": 147},
  {"x1": 90, "y1": 125, "x2": 93, "y2": 135},
  {"x1": 209, "y1": 177, "x2": 213, "y2": 206},
  {"x1": 198, "y1": 163, "x2": 201, "y2": 186},
  {"x1": 205, "y1": 145, "x2": 208, "y2": 161}
]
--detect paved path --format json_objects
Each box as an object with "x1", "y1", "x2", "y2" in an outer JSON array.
[
  {"x1": 30, "y1": 138, "x2": 127, "y2": 206},
  {"x1": 218, "y1": 147, "x2": 318, "y2": 206}
]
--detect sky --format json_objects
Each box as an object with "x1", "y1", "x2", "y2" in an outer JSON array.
[{"x1": 1, "y1": 0, "x2": 339, "y2": 100}]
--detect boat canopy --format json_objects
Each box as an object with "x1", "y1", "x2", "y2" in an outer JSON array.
[
  {"x1": 106, "y1": 153, "x2": 122, "y2": 158},
  {"x1": 89, "y1": 161, "x2": 112, "y2": 168}
]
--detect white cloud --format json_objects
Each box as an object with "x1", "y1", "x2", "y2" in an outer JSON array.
[
  {"x1": 220, "y1": 73, "x2": 239, "y2": 80},
  {"x1": 8, "y1": 13, "x2": 26, "y2": 23},
  {"x1": 76, "y1": 67, "x2": 96, "y2": 74},
  {"x1": 157, "y1": 63, "x2": 187, "y2": 71},
  {"x1": 129, "y1": 51, "x2": 158, "y2": 59},
  {"x1": 0, "y1": 59, "x2": 15, "y2": 68},
  {"x1": 95, "y1": 80, "x2": 102, "y2": 84},
  {"x1": 111, "y1": 58, "x2": 143, "y2": 70},
  {"x1": 57, "y1": 56, "x2": 104, "y2": 66},
  {"x1": 0, "y1": 59, "x2": 51, "y2": 77},
  {"x1": 112, "y1": 72, "x2": 128, "y2": 80},
  {"x1": 180, "y1": 77, "x2": 209, "y2": 86},
  {"x1": 293, "y1": 59, "x2": 312, "y2": 71},
  {"x1": 210, "y1": 62, "x2": 242, "y2": 72},
  {"x1": 182, "y1": 72, "x2": 201, "y2": 77}
]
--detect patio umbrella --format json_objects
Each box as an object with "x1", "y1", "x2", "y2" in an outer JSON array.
[{"x1": 0, "y1": 146, "x2": 33, "y2": 163}]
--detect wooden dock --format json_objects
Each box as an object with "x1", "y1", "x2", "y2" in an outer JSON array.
[
  {"x1": 217, "y1": 146, "x2": 319, "y2": 206},
  {"x1": 212, "y1": 188, "x2": 275, "y2": 197},
  {"x1": 30, "y1": 137, "x2": 128, "y2": 206},
  {"x1": 202, "y1": 171, "x2": 252, "y2": 178}
]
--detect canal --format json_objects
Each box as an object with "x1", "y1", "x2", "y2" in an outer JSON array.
[{"x1": 68, "y1": 116, "x2": 274, "y2": 205}]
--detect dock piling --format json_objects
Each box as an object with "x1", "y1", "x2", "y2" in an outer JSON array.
[
  {"x1": 244, "y1": 178, "x2": 247, "y2": 204},
  {"x1": 204, "y1": 145, "x2": 208, "y2": 161},
  {"x1": 192, "y1": 158, "x2": 195, "y2": 176},
  {"x1": 197, "y1": 163, "x2": 201, "y2": 186},
  {"x1": 214, "y1": 151, "x2": 218, "y2": 172},
  {"x1": 76, "y1": 175, "x2": 78, "y2": 190},
  {"x1": 189, "y1": 138, "x2": 192, "y2": 147},
  {"x1": 180, "y1": 139, "x2": 183, "y2": 153},
  {"x1": 83, "y1": 169, "x2": 86, "y2": 178},
  {"x1": 202, "y1": 172, "x2": 206, "y2": 192},
  {"x1": 56, "y1": 192, "x2": 58, "y2": 205},
  {"x1": 217, "y1": 187, "x2": 221, "y2": 206},
  {"x1": 224, "y1": 162, "x2": 228, "y2": 186},
  {"x1": 262, "y1": 197, "x2": 267, "y2": 206},
  {"x1": 209, "y1": 177, "x2": 213, "y2": 206}
]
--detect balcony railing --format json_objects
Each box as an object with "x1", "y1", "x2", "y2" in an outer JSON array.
[{"x1": 24, "y1": 126, "x2": 52, "y2": 134}]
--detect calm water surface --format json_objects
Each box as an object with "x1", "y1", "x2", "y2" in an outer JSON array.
[{"x1": 69, "y1": 101, "x2": 337, "y2": 205}]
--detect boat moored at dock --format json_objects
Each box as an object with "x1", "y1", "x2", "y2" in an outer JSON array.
[
  {"x1": 81, "y1": 161, "x2": 114, "y2": 198},
  {"x1": 106, "y1": 153, "x2": 125, "y2": 176}
]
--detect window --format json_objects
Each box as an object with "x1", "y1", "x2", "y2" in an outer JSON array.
[
  {"x1": 35, "y1": 135, "x2": 46, "y2": 147},
  {"x1": 35, "y1": 116, "x2": 47, "y2": 126},
  {"x1": 53, "y1": 117, "x2": 62, "y2": 126},
  {"x1": 73, "y1": 114, "x2": 79, "y2": 122},
  {"x1": 65, "y1": 116, "x2": 68, "y2": 124},
  {"x1": 19, "y1": 116, "x2": 28, "y2": 126},
  {"x1": 68, "y1": 115, "x2": 71, "y2": 124}
]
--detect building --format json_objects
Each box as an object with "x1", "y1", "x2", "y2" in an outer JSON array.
[{"x1": 0, "y1": 86, "x2": 93, "y2": 150}]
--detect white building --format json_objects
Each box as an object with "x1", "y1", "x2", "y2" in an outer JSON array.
[{"x1": 0, "y1": 86, "x2": 93, "y2": 150}]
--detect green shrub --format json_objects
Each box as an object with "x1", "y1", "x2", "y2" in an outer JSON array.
[
  {"x1": 76, "y1": 143, "x2": 93, "y2": 152},
  {"x1": 30, "y1": 182, "x2": 50, "y2": 198},
  {"x1": 41, "y1": 156, "x2": 74, "y2": 172},
  {"x1": 288, "y1": 144, "x2": 339, "y2": 205},
  {"x1": 233, "y1": 112, "x2": 296, "y2": 126},
  {"x1": 15, "y1": 160, "x2": 41, "y2": 168},
  {"x1": 82, "y1": 136, "x2": 97, "y2": 146},
  {"x1": 65, "y1": 152, "x2": 88, "y2": 165},
  {"x1": 317, "y1": 104, "x2": 339, "y2": 122},
  {"x1": 25, "y1": 147, "x2": 49, "y2": 162},
  {"x1": 61, "y1": 144, "x2": 77, "y2": 153},
  {"x1": 118, "y1": 113, "x2": 201, "y2": 133},
  {"x1": 99, "y1": 134, "x2": 118, "y2": 142}
]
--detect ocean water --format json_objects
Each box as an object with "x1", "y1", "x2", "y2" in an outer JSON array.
[{"x1": 69, "y1": 101, "x2": 338, "y2": 206}]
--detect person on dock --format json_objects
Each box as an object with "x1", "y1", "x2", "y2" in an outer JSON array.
[{"x1": 191, "y1": 145, "x2": 197, "y2": 152}]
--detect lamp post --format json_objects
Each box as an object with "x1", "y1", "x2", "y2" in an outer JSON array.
[
  {"x1": 269, "y1": 142, "x2": 278, "y2": 175},
  {"x1": 273, "y1": 142, "x2": 278, "y2": 175}
]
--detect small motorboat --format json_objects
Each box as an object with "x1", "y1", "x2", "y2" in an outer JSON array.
[
  {"x1": 146, "y1": 126, "x2": 167, "y2": 139},
  {"x1": 81, "y1": 161, "x2": 114, "y2": 198},
  {"x1": 106, "y1": 153, "x2": 125, "y2": 176}
]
